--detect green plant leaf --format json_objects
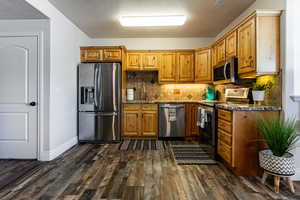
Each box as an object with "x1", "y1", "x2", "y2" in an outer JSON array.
[{"x1": 257, "y1": 115, "x2": 298, "y2": 157}]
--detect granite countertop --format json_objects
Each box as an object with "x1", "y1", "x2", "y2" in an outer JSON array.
[
  {"x1": 216, "y1": 103, "x2": 282, "y2": 111},
  {"x1": 122, "y1": 100, "x2": 282, "y2": 111}
]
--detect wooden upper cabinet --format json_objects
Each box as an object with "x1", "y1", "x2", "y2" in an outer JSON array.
[
  {"x1": 238, "y1": 17, "x2": 256, "y2": 75},
  {"x1": 211, "y1": 45, "x2": 217, "y2": 67},
  {"x1": 226, "y1": 31, "x2": 237, "y2": 58},
  {"x1": 103, "y1": 49, "x2": 122, "y2": 61},
  {"x1": 143, "y1": 53, "x2": 160, "y2": 70},
  {"x1": 80, "y1": 46, "x2": 123, "y2": 62},
  {"x1": 127, "y1": 53, "x2": 142, "y2": 70},
  {"x1": 195, "y1": 49, "x2": 212, "y2": 82},
  {"x1": 177, "y1": 51, "x2": 194, "y2": 82},
  {"x1": 81, "y1": 49, "x2": 103, "y2": 62},
  {"x1": 159, "y1": 53, "x2": 177, "y2": 83},
  {"x1": 215, "y1": 39, "x2": 226, "y2": 64}
]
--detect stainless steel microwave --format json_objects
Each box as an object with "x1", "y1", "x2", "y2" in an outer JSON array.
[{"x1": 213, "y1": 57, "x2": 238, "y2": 85}]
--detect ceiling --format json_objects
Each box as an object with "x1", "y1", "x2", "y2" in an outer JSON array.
[
  {"x1": 49, "y1": 0, "x2": 255, "y2": 38},
  {"x1": 0, "y1": 0, "x2": 47, "y2": 19}
]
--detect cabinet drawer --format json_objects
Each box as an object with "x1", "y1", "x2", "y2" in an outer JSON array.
[
  {"x1": 218, "y1": 119, "x2": 232, "y2": 133},
  {"x1": 218, "y1": 109, "x2": 232, "y2": 121},
  {"x1": 142, "y1": 104, "x2": 158, "y2": 111},
  {"x1": 123, "y1": 104, "x2": 140, "y2": 111},
  {"x1": 218, "y1": 129, "x2": 232, "y2": 146},
  {"x1": 218, "y1": 140, "x2": 232, "y2": 164}
]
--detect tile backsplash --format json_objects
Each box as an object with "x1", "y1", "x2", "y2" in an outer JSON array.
[
  {"x1": 125, "y1": 72, "x2": 282, "y2": 106},
  {"x1": 125, "y1": 71, "x2": 209, "y2": 101}
]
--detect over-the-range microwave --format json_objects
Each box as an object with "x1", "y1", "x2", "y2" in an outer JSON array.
[{"x1": 213, "y1": 57, "x2": 238, "y2": 85}]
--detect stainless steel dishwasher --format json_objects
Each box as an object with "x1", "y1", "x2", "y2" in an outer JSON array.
[{"x1": 159, "y1": 104, "x2": 185, "y2": 138}]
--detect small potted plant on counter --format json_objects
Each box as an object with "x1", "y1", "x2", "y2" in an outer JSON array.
[
  {"x1": 252, "y1": 82, "x2": 273, "y2": 104},
  {"x1": 258, "y1": 116, "x2": 299, "y2": 193}
]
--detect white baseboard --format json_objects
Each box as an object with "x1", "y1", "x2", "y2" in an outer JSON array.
[
  {"x1": 291, "y1": 168, "x2": 300, "y2": 181},
  {"x1": 39, "y1": 136, "x2": 78, "y2": 161}
]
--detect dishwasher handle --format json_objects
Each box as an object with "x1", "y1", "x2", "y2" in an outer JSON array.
[{"x1": 159, "y1": 104, "x2": 185, "y2": 109}]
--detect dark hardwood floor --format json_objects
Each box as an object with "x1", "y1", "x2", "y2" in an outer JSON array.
[{"x1": 0, "y1": 142, "x2": 299, "y2": 200}]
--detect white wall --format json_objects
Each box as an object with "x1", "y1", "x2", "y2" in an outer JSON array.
[
  {"x1": 285, "y1": 0, "x2": 300, "y2": 180},
  {"x1": 25, "y1": 0, "x2": 90, "y2": 160},
  {"x1": 216, "y1": 0, "x2": 286, "y2": 40},
  {"x1": 90, "y1": 37, "x2": 214, "y2": 50}
]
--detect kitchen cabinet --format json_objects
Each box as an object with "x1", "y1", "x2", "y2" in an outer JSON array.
[
  {"x1": 238, "y1": 17, "x2": 256, "y2": 75},
  {"x1": 217, "y1": 109, "x2": 280, "y2": 176},
  {"x1": 177, "y1": 51, "x2": 194, "y2": 82},
  {"x1": 215, "y1": 39, "x2": 226, "y2": 64},
  {"x1": 237, "y1": 11, "x2": 281, "y2": 77},
  {"x1": 122, "y1": 104, "x2": 158, "y2": 138},
  {"x1": 225, "y1": 31, "x2": 237, "y2": 58},
  {"x1": 195, "y1": 48, "x2": 212, "y2": 82},
  {"x1": 211, "y1": 45, "x2": 217, "y2": 67},
  {"x1": 80, "y1": 46, "x2": 123, "y2": 62},
  {"x1": 126, "y1": 51, "x2": 160, "y2": 71},
  {"x1": 103, "y1": 49, "x2": 122, "y2": 61},
  {"x1": 185, "y1": 104, "x2": 199, "y2": 137},
  {"x1": 159, "y1": 53, "x2": 177, "y2": 83},
  {"x1": 143, "y1": 53, "x2": 161, "y2": 70},
  {"x1": 127, "y1": 53, "x2": 142, "y2": 70}
]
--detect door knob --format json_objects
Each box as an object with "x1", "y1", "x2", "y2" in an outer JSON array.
[{"x1": 28, "y1": 102, "x2": 37, "y2": 106}]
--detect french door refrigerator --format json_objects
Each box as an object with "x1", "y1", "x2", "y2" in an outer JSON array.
[{"x1": 78, "y1": 63, "x2": 121, "y2": 142}]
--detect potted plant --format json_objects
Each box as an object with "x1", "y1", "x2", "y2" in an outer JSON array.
[
  {"x1": 258, "y1": 116, "x2": 299, "y2": 176},
  {"x1": 252, "y1": 82, "x2": 273, "y2": 103}
]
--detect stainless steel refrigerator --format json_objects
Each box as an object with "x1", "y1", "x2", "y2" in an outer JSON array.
[{"x1": 78, "y1": 63, "x2": 121, "y2": 142}]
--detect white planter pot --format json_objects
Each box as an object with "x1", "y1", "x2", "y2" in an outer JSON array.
[
  {"x1": 259, "y1": 149, "x2": 295, "y2": 176},
  {"x1": 252, "y1": 90, "x2": 265, "y2": 102}
]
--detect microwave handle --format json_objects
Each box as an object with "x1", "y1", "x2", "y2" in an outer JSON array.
[{"x1": 223, "y1": 62, "x2": 228, "y2": 80}]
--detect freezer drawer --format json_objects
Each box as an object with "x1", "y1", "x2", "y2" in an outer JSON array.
[
  {"x1": 78, "y1": 112, "x2": 120, "y2": 142},
  {"x1": 159, "y1": 104, "x2": 185, "y2": 138}
]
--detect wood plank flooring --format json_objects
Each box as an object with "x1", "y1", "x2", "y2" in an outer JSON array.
[{"x1": 0, "y1": 142, "x2": 299, "y2": 200}]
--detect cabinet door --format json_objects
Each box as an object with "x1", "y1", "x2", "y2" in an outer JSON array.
[
  {"x1": 103, "y1": 49, "x2": 122, "y2": 61},
  {"x1": 123, "y1": 110, "x2": 140, "y2": 137},
  {"x1": 226, "y1": 31, "x2": 237, "y2": 58},
  {"x1": 211, "y1": 46, "x2": 217, "y2": 67},
  {"x1": 238, "y1": 17, "x2": 256, "y2": 75},
  {"x1": 82, "y1": 49, "x2": 103, "y2": 62},
  {"x1": 177, "y1": 52, "x2": 194, "y2": 82},
  {"x1": 141, "y1": 110, "x2": 158, "y2": 137},
  {"x1": 127, "y1": 53, "x2": 142, "y2": 70},
  {"x1": 216, "y1": 40, "x2": 226, "y2": 64},
  {"x1": 159, "y1": 53, "x2": 177, "y2": 83},
  {"x1": 195, "y1": 49, "x2": 212, "y2": 82},
  {"x1": 186, "y1": 104, "x2": 199, "y2": 137},
  {"x1": 143, "y1": 53, "x2": 160, "y2": 70}
]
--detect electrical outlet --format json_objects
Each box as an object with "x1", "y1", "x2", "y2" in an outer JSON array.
[{"x1": 173, "y1": 89, "x2": 181, "y2": 95}]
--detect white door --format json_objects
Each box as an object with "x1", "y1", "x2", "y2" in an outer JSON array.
[{"x1": 0, "y1": 36, "x2": 38, "y2": 159}]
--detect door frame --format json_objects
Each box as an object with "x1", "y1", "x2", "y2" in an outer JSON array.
[{"x1": 0, "y1": 32, "x2": 47, "y2": 160}]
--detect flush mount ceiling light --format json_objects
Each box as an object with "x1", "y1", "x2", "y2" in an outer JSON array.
[{"x1": 119, "y1": 15, "x2": 186, "y2": 27}]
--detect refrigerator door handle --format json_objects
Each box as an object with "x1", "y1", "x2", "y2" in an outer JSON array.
[
  {"x1": 98, "y1": 64, "x2": 103, "y2": 110},
  {"x1": 94, "y1": 65, "x2": 99, "y2": 108}
]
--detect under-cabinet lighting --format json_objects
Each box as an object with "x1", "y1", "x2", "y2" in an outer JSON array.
[{"x1": 119, "y1": 15, "x2": 186, "y2": 27}]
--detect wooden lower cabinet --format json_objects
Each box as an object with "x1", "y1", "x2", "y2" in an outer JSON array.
[
  {"x1": 217, "y1": 109, "x2": 280, "y2": 176},
  {"x1": 185, "y1": 104, "x2": 199, "y2": 137},
  {"x1": 123, "y1": 104, "x2": 158, "y2": 138}
]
